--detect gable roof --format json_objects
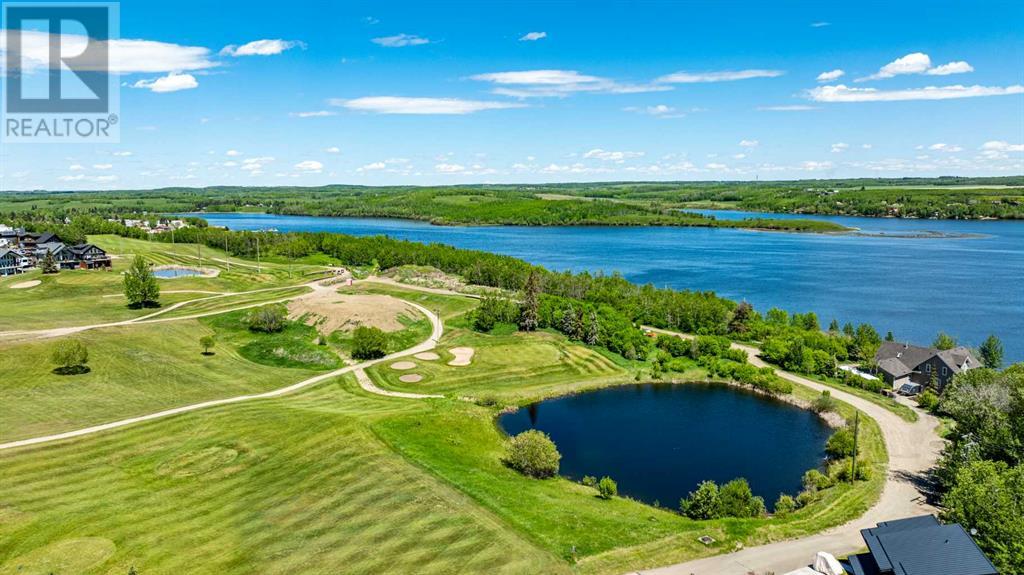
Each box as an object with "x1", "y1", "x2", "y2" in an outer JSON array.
[
  {"x1": 874, "y1": 341, "x2": 936, "y2": 378},
  {"x1": 860, "y1": 515, "x2": 997, "y2": 575},
  {"x1": 937, "y1": 346, "x2": 980, "y2": 372},
  {"x1": 36, "y1": 232, "x2": 61, "y2": 245}
]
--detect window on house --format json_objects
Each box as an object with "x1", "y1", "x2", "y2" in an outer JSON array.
[
  {"x1": 925, "y1": 364, "x2": 931, "y2": 372},
  {"x1": 942, "y1": 367, "x2": 948, "y2": 376}
]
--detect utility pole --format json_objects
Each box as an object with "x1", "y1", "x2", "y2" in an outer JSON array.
[
  {"x1": 256, "y1": 235, "x2": 261, "y2": 273},
  {"x1": 197, "y1": 240, "x2": 202, "y2": 270},
  {"x1": 224, "y1": 234, "x2": 230, "y2": 270},
  {"x1": 850, "y1": 411, "x2": 860, "y2": 482}
]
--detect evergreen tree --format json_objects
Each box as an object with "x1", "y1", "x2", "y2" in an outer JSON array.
[
  {"x1": 728, "y1": 301, "x2": 754, "y2": 334},
  {"x1": 933, "y1": 332, "x2": 958, "y2": 351},
  {"x1": 41, "y1": 250, "x2": 59, "y2": 274},
  {"x1": 585, "y1": 309, "x2": 599, "y2": 345},
  {"x1": 885, "y1": 330, "x2": 895, "y2": 342},
  {"x1": 979, "y1": 334, "x2": 1004, "y2": 369},
  {"x1": 561, "y1": 304, "x2": 581, "y2": 340},
  {"x1": 519, "y1": 270, "x2": 541, "y2": 331},
  {"x1": 842, "y1": 322, "x2": 855, "y2": 337},
  {"x1": 828, "y1": 319, "x2": 840, "y2": 333}
]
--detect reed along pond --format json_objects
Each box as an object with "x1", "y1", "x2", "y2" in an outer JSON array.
[{"x1": 498, "y1": 383, "x2": 833, "y2": 510}]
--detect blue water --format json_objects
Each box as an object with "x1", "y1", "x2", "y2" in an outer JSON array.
[
  {"x1": 499, "y1": 382, "x2": 832, "y2": 509},
  {"x1": 193, "y1": 211, "x2": 1024, "y2": 361},
  {"x1": 153, "y1": 268, "x2": 203, "y2": 278}
]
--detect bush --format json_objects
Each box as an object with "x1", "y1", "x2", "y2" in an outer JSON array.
[
  {"x1": 504, "y1": 430, "x2": 561, "y2": 479},
  {"x1": 916, "y1": 389, "x2": 939, "y2": 411},
  {"x1": 681, "y1": 480, "x2": 721, "y2": 519},
  {"x1": 774, "y1": 494, "x2": 797, "y2": 516},
  {"x1": 246, "y1": 304, "x2": 287, "y2": 333},
  {"x1": 51, "y1": 339, "x2": 89, "y2": 375},
  {"x1": 351, "y1": 326, "x2": 389, "y2": 360},
  {"x1": 718, "y1": 478, "x2": 765, "y2": 518},
  {"x1": 826, "y1": 427, "x2": 856, "y2": 458},
  {"x1": 471, "y1": 296, "x2": 521, "y2": 332},
  {"x1": 802, "y1": 469, "x2": 833, "y2": 491},
  {"x1": 830, "y1": 457, "x2": 872, "y2": 482},
  {"x1": 581, "y1": 475, "x2": 598, "y2": 488},
  {"x1": 796, "y1": 489, "x2": 818, "y2": 508},
  {"x1": 811, "y1": 390, "x2": 838, "y2": 413},
  {"x1": 597, "y1": 476, "x2": 618, "y2": 499}
]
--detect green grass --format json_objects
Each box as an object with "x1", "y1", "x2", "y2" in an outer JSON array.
[
  {"x1": 799, "y1": 373, "x2": 919, "y2": 423},
  {"x1": 0, "y1": 379, "x2": 565, "y2": 575},
  {"x1": 330, "y1": 311, "x2": 433, "y2": 357},
  {"x1": 150, "y1": 285, "x2": 311, "y2": 320},
  {"x1": 0, "y1": 320, "x2": 322, "y2": 442}
]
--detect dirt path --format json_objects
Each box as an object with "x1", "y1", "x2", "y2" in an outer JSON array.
[
  {"x1": 635, "y1": 327, "x2": 942, "y2": 575},
  {"x1": 0, "y1": 295, "x2": 444, "y2": 452}
]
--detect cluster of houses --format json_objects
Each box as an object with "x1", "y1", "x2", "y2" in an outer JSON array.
[
  {"x1": 0, "y1": 226, "x2": 111, "y2": 276},
  {"x1": 114, "y1": 218, "x2": 189, "y2": 234}
]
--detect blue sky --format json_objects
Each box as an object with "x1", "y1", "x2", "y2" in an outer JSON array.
[{"x1": 1, "y1": 0, "x2": 1023, "y2": 189}]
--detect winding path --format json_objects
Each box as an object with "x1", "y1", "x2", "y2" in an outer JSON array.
[
  {"x1": 0, "y1": 282, "x2": 445, "y2": 452},
  {"x1": 635, "y1": 328, "x2": 943, "y2": 575}
]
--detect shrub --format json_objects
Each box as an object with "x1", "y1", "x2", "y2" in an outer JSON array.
[
  {"x1": 351, "y1": 326, "x2": 389, "y2": 359},
  {"x1": 471, "y1": 296, "x2": 521, "y2": 332},
  {"x1": 246, "y1": 304, "x2": 287, "y2": 333},
  {"x1": 597, "y1": 476, "x2": 618, "y2": 499},
  {"x1": 718, "y1": 478, "x2": 765, "y2": 518},
  {"x1": 681, "y1": 480, "x2": 721, "y2": 519},
  {"x1": 802, "y1": 469, "x2": 833, "y2": 491},
  {"x1": 825, "y1": 427, "x2": 856, "y2": 458},
  {"x1": 581, "y1": 475, "x2": 598, "y2": 488},
  {"x1": 811, "y1": 390, "x2": 838, "y2": 413},
  {"x1": 830, "y1": 457, "x2": 872, "y2": 482},
  {"x1": 916, "y1": 389, "x2": 939, "y2": 411},
  {"x1": 504, "y1": 430, "x2": 561, "y2": 479},
  {"x1": 774, "y1": 494, "x2": 797, "y2": 516},
  {"x1": 51, "y1": 339, "x2": 89, "y2": 375}
]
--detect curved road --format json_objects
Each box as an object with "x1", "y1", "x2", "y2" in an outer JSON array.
[
  {"x1": 0, "y1": 281, "x2": 444, "y2": 452},
  {"x1": 637, "y1": 328, "x2": 942, "y2": 575}
]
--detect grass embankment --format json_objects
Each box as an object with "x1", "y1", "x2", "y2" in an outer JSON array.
[{"x1": 798, "y1": 372, "x2": 918, "y2": 423}]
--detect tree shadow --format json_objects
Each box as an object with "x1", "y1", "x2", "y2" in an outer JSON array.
[
  {"x1": 201, "y1": 351, "x2": 215, "y2": 356},
  {"x1": 892, "y1": 468, "x2": 941, "y2": 504},
  {"x1": 52, "y1": 365, "x2": 91, "y2": 376}
]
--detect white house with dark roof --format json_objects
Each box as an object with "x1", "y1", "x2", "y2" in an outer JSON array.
[{"x1": 874, "y1": 341, "x2": 979, "y2": 394}]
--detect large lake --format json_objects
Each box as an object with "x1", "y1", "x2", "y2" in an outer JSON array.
[
  {"x1": 498, "y1": 383, "x2": 832, "y2": 509},
  {"x1": 195, "y1": 211, "x2": 1024, "y2": 361}
]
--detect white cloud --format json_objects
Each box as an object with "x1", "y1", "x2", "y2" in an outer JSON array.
[
  {"x1": 93, "y1": 163, "x2": 113, "y2": 170},
  {"x1": 131, "y1": 72, "x2": 198, "y2": 93},
  {"x1": 801, "y1": 161, "x2": 834, "y2": 171},
  {"x1": 706, "y1": 162, "x2": 728, "y2": 170},
  {"x1": 294, "y1": 160, "x2": 323, "y2": 172},
  {"x1": 471, "y1": 69, "x2": 669, "y2": 98},
  {"x1": 519, "y1": 32, "x2": 547, "y2": 41},
  {"x1": 290, "y1": 110, "x2": 336, "y2": 118},
  {"x1": 334, "y1": 96, "x2": 525, "y2": 114},
  {"x1": 357, "y1": 162, "x2": 386, "y2": 172},
  {"x1": 816, "y1": 69, "x2": 845, "y2": 82},
  {"x1": 807, "y1": 83, "x2": 1024, "y2": 102},
  {"x1": 739, "y1": 139, "x2": 760, "y2": 147},
  {"x1": 325, "y1": 146, "x2": 341, "y2": 153},
  {"x1": 0, "y1": 31, "x2": 217, "y2": 73},
  {"x1": 928, "y1": 143, "x2": 963, "y2": 152},
  {"x1": 656, "y1": 69, "x2": 784, "y2": 83},
  {"x1": 757, "y1": 105, "x2": 817, "y2": 111},
  {"x1": 862, "y1": 144, "x2": 873, "y2": 149},
  {"x1": 831, "y1": 142, "x2": 849, "y2": 153},
  {"x1": 435, "y1": 163, "x2": 466, "y2": 173},
  {"x1": 858, "y1": 53, "x2": 974, "y2": 81},
  {"x1": 371, "y1": 34, "x2": 430, "y2": 47},
  {"x1": 112, "y1": 151, "x2": 133, "y2": 157},
  {"x1": 68, "y1": 164, "x2": 84, "y2": 171},
  {"x1": 980, "y1": 140, "x2": 1024, "y2": 159},
  {"x1": 733, "y1": 153, "x2": 747, "y2": 159},
  {"x1": 583, "y1": 148, "x2": 644, "y2": 162},
  {"x1": 220, "y1": 39, "x2": 304, "y2": 57},
  {"x1": 226, "y1": 150, "x2": 242, "y2": 157},
  {"x1": 623, "y1": 104, "x2": 685, "y2": 118}
]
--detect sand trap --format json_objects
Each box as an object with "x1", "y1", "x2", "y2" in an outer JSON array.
[
  {"x1": 8, "y1": 279, "x2": 41, "y2": 289},
  {"x1": 414, "y1": 352, "x2": 440, "y2": 361},
  {"x1": 288, "y1": 292, "x2": 420, "y2": 336},
  {"x1": 448, "y1": 347, "x2": 475, "y2": 366},
  {"x1": 399, "y1": 374, "x2": 424, "y2": 383},
  {"x1": 390, "y1": 361, "x2": 417, "y2": 370}
]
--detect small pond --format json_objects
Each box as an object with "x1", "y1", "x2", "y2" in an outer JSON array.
[
  {"x1": 153, "y1": 268, "x2": 204, "y2": 279},
  {"x1": 498, "y1": 383, "x2": 832, "y2": 510}
]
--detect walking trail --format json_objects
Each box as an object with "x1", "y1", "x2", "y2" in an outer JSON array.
[
  {"x1": 0, "y1": 280, "x2": 444, "y2": 452},
  {"x1": 635, "y1": 327, "x2": 942, "y2": 575}
]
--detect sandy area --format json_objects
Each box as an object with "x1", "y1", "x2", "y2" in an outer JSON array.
[
  {"x1": 390, "y1": 361, "x2": 416, "y2": 370},
  {"x1": 399, "y1": 374, "x2": 423, "y2": 383},
  {"x1": 9, "y1": 280, "x2": 41, "y2": 289},
  {"x1": 287, "y1": 291, "x2": 420, "y2": 336},
  {"x1": 414, "y1": 352, "x2": 440, "y2": 361},
  {"x1": 448, "y1": 347, "x2": 475, "y2": 366}
]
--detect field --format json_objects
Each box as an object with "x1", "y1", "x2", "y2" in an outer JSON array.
[{"x1": 0, "y1": 242, "x2": 889, "y2": 575}]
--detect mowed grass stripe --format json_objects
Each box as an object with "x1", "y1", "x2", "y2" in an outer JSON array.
[{"x1": 0, "y1": 386, "x2": 565, "y2": 575}]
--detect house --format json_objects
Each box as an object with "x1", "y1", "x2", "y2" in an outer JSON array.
[
  {"x1": 54, "y1": 244, "x2": 111, "y2": 270},
  {"x1": 874, "y1": 341, "x2": 979, "y2": 394},
  {"x1": 845, "y1": 515, "x2": 997, "y2": 575},
  {"x1": 0, "y1": 248, "x2": 20, "y2": 276}
]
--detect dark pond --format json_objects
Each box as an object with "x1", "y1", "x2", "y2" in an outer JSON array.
[{"x1": 498, "y1": 382, "x2": 832, "y2": 510}]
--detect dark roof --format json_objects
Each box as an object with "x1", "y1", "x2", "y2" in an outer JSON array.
[
  {"x1": 68, "y1": 243, "x2": 106, "y2": 255},
  {"x1": 859, "y1": 515, "x2": 998, "y2": 575},
  {"x1": 36, "y1": 232, "x2": 61, "y2": 244},
  {"x1": 874, "y1": 342, "x2": 979, "y2": 379},
  {"x1": 937, "y1": 346, "x2": 980, "y2": 372}
]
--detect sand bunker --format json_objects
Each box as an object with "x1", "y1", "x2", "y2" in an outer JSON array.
[
  {"x1": 448, "y1": 347, "x2": 475, "y2": 366},
  {"x1": 288, "y1": 292, "x2": 420, "y2": 335},
  {"x1": 390, "y1": 361, "x2": 417, "y2": 370},
  {"x1": 399, "y1": 374, "x2": 424, "y2": 383},
  {"x1": 8, "y1": 279, "x2": 41, "y2": 289},
  {"x1": 414, "y1": 352, "x2": 440, "y2": 361}
]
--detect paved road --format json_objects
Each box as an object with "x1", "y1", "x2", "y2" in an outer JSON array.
[
  {"x1": 0, "y1": 283, "x2": 444, "y2": 452},
  {"x1": 636, "y1": 328, "x2": 942, "y2": 575}
]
